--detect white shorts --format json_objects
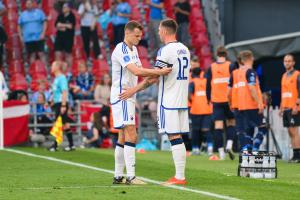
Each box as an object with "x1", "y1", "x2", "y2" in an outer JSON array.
[
  {"x1": 157, "y1": 106, "x2": 189, "y2": 134},
  {"x1": 111, "y1": 100, "x2": 135, "y2": 129}
]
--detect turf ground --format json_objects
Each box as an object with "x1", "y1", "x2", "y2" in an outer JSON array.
[{"x1": 0, "y1": 147, "x2": 299, "y2": 200}]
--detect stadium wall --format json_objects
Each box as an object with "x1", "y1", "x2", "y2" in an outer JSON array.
[{"x1": 216, "y1": 0, "x2": 300, "y2": 44}]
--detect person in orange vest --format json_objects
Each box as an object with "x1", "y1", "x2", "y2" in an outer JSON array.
[
  {"x1": 189, "y1": 67, "x2": 213, "y2": 156},
  {"x1": 280, "y1": 54, "x2": 300, "y2": 162},
  {"x1": 206, "y1": 46, "x2": 236, "y2": 160},
  {"x1": 231, "y1": 50, "x2": 267, "y2": 153}
]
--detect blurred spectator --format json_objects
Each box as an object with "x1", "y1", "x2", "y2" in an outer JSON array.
[
  {"x1": 137, "y1": 82, "x2": 158, "y2": 122},
  {"x1": 0, "y1": 1, "x2": 7, "y2": 68},
  {"x1": 30, "y1": 92, "x2": 53, "y2": 147},
  {"x1": 78, "y1": 0, "x2": 102, "y2": 60},
  {"x1": 94, "y1": 73, "x2": 111, "y2": 105},
  {"x1": 191, "y1": 57, "x2": 200, "y2": 69},
  {"x1": 146, "y1": 0, "x2": 164, "y2": 57},
  {"x1": 72, "y1": 62, "x2": 94, "y2": 100},
  {"x1": 174, "y1": 0, "x2": 190, "y2": 47},
  {"x1": 9, "y1": 90, "x2": 28, "y2": 101},
  {"x1": 82, "y1": 112, "x2": 104, "y2": 148},
  {"x1": 0, "y1": 70, "x2": 9, "y2": 100},
  {"x1": 18, "y1": 0, "x2": 47, "y2": 64},
  {"x1": 30, "y1": 79, "x2": 51, "y2": 104},
  {"x1": 55, "y1": 3, "x2": 76, "y2": 67},
  {"x1": 110, "y1": 0, "x2": 131, "y2": 46}
]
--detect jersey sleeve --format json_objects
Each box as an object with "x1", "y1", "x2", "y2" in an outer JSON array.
[
  {"x1": 246, "y1": 69, "x2": 257, "y2": 85},
  {"x1": 155, "y1": 47, "x2": 173, "y2": 68},
  {"x1": 114, "y1": 45, "x2": 135, "y2": 68},
  {"x1": 60, "y1": 76, "x2": 68, "y2": 92},
  {"x1": 228, "y1": 74, "x2": 233, "y2": 88}
]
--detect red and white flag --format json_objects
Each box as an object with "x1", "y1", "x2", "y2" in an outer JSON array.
[{"x1": 3, "y1": 100, "x2": 30, "y2": 146}]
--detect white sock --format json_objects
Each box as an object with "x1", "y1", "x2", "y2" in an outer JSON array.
[
  {"x1": 218, "y1": 147, "x2": 226, "y2": 160},
  {"x1": 208, "y1": 144, "x2": 213, "y2": 156},
  {"x1": 124, "y1": 142, "x2": 136, "y2": 178},
  {"x1": 226, "y1": 140, "x2": 233, "y2": 150},
  {"x1": 114, "y1": 144, "x2": 125, "y2": 177},
  {"x1": 171, "y1": 143, "x2": 186, "y2": 180}
]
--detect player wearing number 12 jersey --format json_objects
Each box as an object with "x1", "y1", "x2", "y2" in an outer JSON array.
[
  {"x1": 155, "y1": 19, "x2": 190, "y2": 185},
  {"x1": 119, "y1": 19, "x2": 190, "y2": 185}
]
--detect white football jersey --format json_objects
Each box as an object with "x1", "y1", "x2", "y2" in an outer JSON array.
[
  {"x1": 110, "y1": 42, "x2": 141, "y2": 104},
  {"x1": 155, "y1": 42, "x2": 191, "y2": 109}
]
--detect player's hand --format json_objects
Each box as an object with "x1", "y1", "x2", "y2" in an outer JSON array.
[
  {"x1": 160, "y1": 67, "x2": 172, "y2": 75},
  {"x1": 292, "y1": 106, "x2": 298, "y2": 115},
  {"x1": 279, "y1": 109, "x2": 283, "y2": 117},
  {"x1": 60, "y1": 106, "x2": 67, "y2": 114},
  {"x1": 40, "y1": 32, "x2": 45, "y2": 40},
  {"x1": 119, "y1": 88, "x2": 136, "y2": 100}
]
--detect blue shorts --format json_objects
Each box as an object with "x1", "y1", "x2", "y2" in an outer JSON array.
[
  {"x1": 236, "y1": 109, "x2": 266, "y2": 132},
  {"x1": 212, "y1": 103, "x2": 234, "y2": 121},
  {"x1": 190, "y1": 114, "x2": 213, "y2": 130}
]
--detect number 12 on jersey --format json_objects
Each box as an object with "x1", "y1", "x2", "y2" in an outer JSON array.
[{"x1": 177, "y1": 57, "x2": 189, "y2": 80}]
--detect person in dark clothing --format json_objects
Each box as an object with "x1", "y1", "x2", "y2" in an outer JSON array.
[
  {"x1": 174, "y1": 0, "x2": 191, "y2": 47},
  {"x1": 55, "y1": 3, "x2": 76, "y2": 67},
  {"x1": 78, "y1": 0, "x2": 101, "y2": 60}
]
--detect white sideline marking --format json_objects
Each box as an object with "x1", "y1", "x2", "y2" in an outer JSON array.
[
  {"x1": 4, "y1": 149, "x2": 240, "y2": 200},
  {"x1": 1, "y1": 185, "x2": 153, "y2": 190}
]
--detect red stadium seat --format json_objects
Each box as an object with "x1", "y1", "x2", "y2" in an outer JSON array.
[
  {"x1": 6, "y1": 34, "x2": 22, "y2": 49},
  {"x1": 73, "y1": 47, "x2": 86, "y2": 60},
  {"x1": 6, "y1": 48, "x2": 22, "y2": 62},
  {"x1": 3, "y1": 0, "x2": 17, "y2": 10},
  {"x1": 4, "y1": 22, "x2": 18, "y2": 35},
  {"x1": 200, "y1": 57, "x2": 213, "y2": 69},
  {"x1": 137, "y1": 46, "x2": 148, "y2": 59},
  {"x1": 73, "y1": 35, "x2": 84, "y2": 49},
  {"x1": 140, "y1": 58, "x2": 151, "y2": 69},
  {"x1": 92, "y1": 59, "x2": 110, "y2": 81},
  {"x1": 9, "y1": 73, "x2": 28, "y2": 91},
  {"x1": 29, "y1": 60, "x2": 48, "y2": 77},
  {"x1": 8, "y1": 60, "x2": 25, "y2": 75},
  {"x1": 30, "y1": 75, "x2": 49, "y2": 91}
]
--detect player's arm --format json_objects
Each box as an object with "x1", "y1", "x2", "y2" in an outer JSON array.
[
  {"x1": 292, "y1": 74, "x2": 300, "y2": 114},
  {"x1": 205, "y1": 67, "x2": 212, "y2": 103},
  {"x1": 126, "y1": 63, "x2": 171, "y2": 77},
  {"x1": 188, "y1": 82, "x2": 195, "y2": 103},
  {"x1": 119, "y1": 77, "x2": 158, "y2": 100},
  {"x1": 247, "y1": 70, "x2": 263, "y2": 112},
  {"x1": 227, "y1": 74, "x2": 233, "y2": 108}
]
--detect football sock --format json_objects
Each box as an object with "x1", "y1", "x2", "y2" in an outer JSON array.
[
  {"x1": 214, "y1": 129, "x2": 224, "y2": 149},
  {"x1": 114, "y1": 143, "x2": 125, "y2": 177},
  {"x1": 124, "y1": 142, "x2": 136, "y2": 178},
  {"x1": 170, "y1": 138, "x2": 186, "y2": 180},
  {"x1": 226, "y1": 126, "x2": 235, "y2": 150},
  {"x1": 192, "y1": 128, "x2": 201, "y2": 149}
]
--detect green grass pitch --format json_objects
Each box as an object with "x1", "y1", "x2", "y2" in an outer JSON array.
[{"x1": 0, "y1": 147, "x2": 299, "y2": 200}]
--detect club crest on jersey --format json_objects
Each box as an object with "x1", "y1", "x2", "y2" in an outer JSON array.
[{"x1": 123, "y1": 55, "x2": 130, "y2": 62}]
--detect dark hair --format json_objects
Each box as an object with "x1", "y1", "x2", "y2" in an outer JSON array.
[
  {"x1": 125, "y1": 21, "x2": 143, "y2": 31},
  {"x1": 192, "y1": 67, "x2": 201, "y2": 77},
  {"x1": 284, "y1": 54, "x2": 295, "y2": 62},
  {"x1": 160, "y1": 18, "x2": 178, "y2": 34},
  {"x1": 216, "y1": 46, "x2": 227, "y2": 57}
]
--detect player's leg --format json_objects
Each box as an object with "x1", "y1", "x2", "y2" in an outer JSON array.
[
  {"x1": 167, "y1": 109, "x2": 189, "y2": 184},
  {"x1": 191, "y1": 114, "x2": 201, "y2": 155},
  {"x1": 286, "y1": 111, "x2": 300, "y2": 162},
  {"x1": 224, "y1": 104, "x2": 236, "y2": 160},
  {"x1": 122, "y1": 101, "x2": 146, "y2": 184},
  {"x1": 236, "y1": 111, "x2": 250, "y2": 153},
  {"x1": 213, "y1": 104, "x2": 225, "y2": 160},
  {"x1": 113, "y1": 129, "x2": 126, "y2": 184},
  {"x1": 111, "y1": 101, "x2": 126, "y2": 183},
  {"x1": 202, "y1": 114, "x2": 214, "y2": 156}
]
